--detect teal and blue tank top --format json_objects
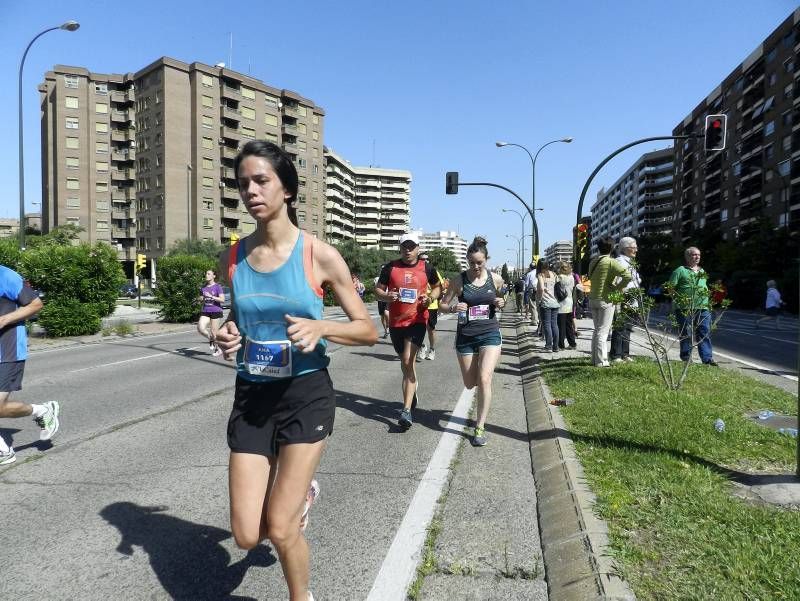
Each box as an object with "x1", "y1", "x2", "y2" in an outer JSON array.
[{"x1": 230, "y1": 231, "x2": 330, "y2": 382}]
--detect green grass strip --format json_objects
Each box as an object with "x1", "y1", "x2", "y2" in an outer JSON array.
[{"x1": 540, "y1": 356, "x2": 800, "y2": 601}]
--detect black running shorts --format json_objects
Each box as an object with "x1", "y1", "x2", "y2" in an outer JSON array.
[
  {"x1": 0, "y1": 361, "x2": 25, "y2": 393},
  {"x1": 227, "y1": 369, "x2": 335, "y2": 457},
  {"x1": 389, "y1": 323, "x2": 426, "y2": 356},
  {"x1": 427, "y1": 309, "x2": 438, "y2": 329}
]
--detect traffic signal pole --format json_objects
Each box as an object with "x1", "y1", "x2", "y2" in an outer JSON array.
[{"x1": 574, "y1": 134, "x2": 700, "y2": 273}]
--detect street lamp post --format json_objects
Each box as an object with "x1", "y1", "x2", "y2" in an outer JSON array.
[
  {"x1": 496, "y1": 137, "x2": 573, "y2": 257},
  {"x1": 18, "y1": 20, "x2": 80, "y2": 249},
  {"x1": 505, "y1": 233, "x2": 522, "y2": 272},
  {"x1": 502, "y1": 208, "x2": 527, "y2": 271}
]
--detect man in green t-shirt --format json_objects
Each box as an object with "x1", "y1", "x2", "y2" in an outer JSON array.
[{"x1": 668, "y1": 246, "x2": 717, "y2": 366}]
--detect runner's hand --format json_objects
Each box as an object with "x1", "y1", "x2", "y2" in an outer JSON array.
[
  {"x1": 387, "y1": 288, "x2": 400, "y2": 302},
  {"x1": 418, "y1": 294, "x2": 430, "y2": 307},
  {"x1": 454, "y1": 302, "x2": 468, "y2": 312},
  {"x1": 216, "y1": 321, "x2": 242, "y2": 361},
  {"x1": 494, "y1": 297, "x2": 506, "y2": 309},
  {"x1": 285, "y1": 314, "x2": 325, "y2": 353}
]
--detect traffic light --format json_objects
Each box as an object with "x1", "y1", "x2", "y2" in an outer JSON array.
[
  {"x1": 575, "y1": 222, "x2": 589, "y2": 258},
  {"x1": 136, "y1": 253, "x2": 147, "y2": 271},
  {"x1": 704, "y1": 114, "x2": 727, "y2": 151},
  {"x1": 445, "y1": 171, "x2": 459, "y2": 194}
]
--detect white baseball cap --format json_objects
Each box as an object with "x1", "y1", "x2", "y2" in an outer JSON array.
[{"x1": 398, "y1": 232, "x2": 419, "y2": 246}]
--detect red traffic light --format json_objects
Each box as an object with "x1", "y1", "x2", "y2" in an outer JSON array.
[
  {"x1": 711, "y1": 120, "x2": 722, "y2": 129},
  {"x1": 577, "y1": 223, "x2": 588, "y2": 232}
]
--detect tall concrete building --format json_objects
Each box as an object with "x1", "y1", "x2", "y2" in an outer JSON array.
[
  {"x1": 323, "y1": 147, "x2": 411, "y2": 248},
  {"x1": 672, "y1": 9, "x2": 800, "y2": 243},
  {"x1": 411, "y1": 229, "x2": 468, "y2": 269},
  {"x1": 591, "y1": 148, "x2": 674, "y2": 244},
  {"x1": 543, "y1": 240, "x2": 573, "y2": 267},
  {"x1": 39, "y1": 57, "x2": 325, "y2": 272}
]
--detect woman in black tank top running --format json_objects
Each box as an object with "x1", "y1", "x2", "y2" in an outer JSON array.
[{"x1": 440, "y1": 236, "x2": 505, "y2": 447}]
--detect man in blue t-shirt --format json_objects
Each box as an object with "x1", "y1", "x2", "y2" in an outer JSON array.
[{"x1": 0, "y1": 265, "x2": 60, "y2": 465}]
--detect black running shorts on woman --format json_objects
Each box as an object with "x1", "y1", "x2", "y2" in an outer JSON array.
[{"x1": 227, "y1": 369, "x2": 335, "y2": 457}]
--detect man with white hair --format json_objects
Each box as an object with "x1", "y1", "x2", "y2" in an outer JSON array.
[{"x1": 610, "y1": 237, "x2": 641, "y2": 363}]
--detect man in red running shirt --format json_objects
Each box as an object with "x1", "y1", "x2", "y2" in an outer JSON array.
[{"x1": 376, "y1": 233, "x2": 441, "y2": 429}]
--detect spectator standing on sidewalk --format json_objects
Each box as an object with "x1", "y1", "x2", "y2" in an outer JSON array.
[
  {"x1": 609, "y1": 237, "x2": 641, "y2": 363},
  {"x1": 441, "y1": 236, "x2": 505, "y2": 446},
  {"x1": 555, "y1": 262, "x2": 577, "y2": 349},
  {"x1": 536, "y1": 259, "x2": 560, "y2": 353},
  {"x1": 668, "y1": 246, "x2": 718, "y2": 366},
  {"x1": 375, "y1": 233, "x2": 441, "y2": 429},
  {"x1": 198, "y1": 269, "x2": 225, "y2": 356},
  {"x1": 214, "y1": 140, "x2": 377, "y2": 601},
  {"x1": 587, "y1": 237, "x2": 631, "y2": 367},
  {"x1": 755, "y1": 280, "x2": 786, "y2": 330},
  {"x1": 513, "y1": 276, "x2": 525, "y2": 314},
  {"x1": 0, "y1": 265, "x2": 60, "y2": 465},
  {"x1": 523, "y1": 262, "x2": 538, "y2": 328}
]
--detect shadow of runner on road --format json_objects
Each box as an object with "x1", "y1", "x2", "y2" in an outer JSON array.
[{"x1": 100, "y1": 502, "x2": 276, "y2": 601}]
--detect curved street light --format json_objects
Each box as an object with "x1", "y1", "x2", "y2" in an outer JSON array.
[
  {"x1": 496, "y1": 137, "x2": 573, "y2": 256},
  {"x1": 18, "y1": 20, "x2": 80, "y2": 249}
]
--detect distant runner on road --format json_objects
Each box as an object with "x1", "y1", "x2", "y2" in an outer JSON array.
[{"x1": 198, "y1": 269, "x2": 225, "y2": 356}]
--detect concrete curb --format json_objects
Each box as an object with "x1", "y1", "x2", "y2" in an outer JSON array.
[{"x1": 516, "y1": 319, "x2": 636, "y2": 601}]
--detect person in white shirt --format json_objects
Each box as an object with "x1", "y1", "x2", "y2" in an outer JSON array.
[
  {"x1": 610, "y1": 237, "x2": 641, "y2": 362},
  {"x1": 755, "y1": 280, "x2": 786, "y2": 330}
]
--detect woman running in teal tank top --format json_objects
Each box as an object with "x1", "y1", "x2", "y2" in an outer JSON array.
[{"x1": 214, "y1": 141, "x2": 377, "y2": 601}]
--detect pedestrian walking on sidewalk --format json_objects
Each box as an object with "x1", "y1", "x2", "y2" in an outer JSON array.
[
  {"x1": 375, "y1": 233, "x2": 441, "y2": 429},
  {"x1": 555, "y1": 262, "x2": 577, "y2": 349},
  {"x1": 0, "y1": 265, "x2": 60, "y2": 465},
  {"x1": 609, "y1": 237, "x2": 641, "y2": 363},
  {"x1": 441, "y1": 236, "x2": 505, "y2": 447},
  {"x1": 215, "y1": 140, "x2": 377, "y2": 601},
  {"x1": 587, "y1": 237, "x2": 632, "y2": 367},
  {"x1": 755, "y1": 280, "x2": 786, "y2": 330},
  {"x1": 536, "y1": 259, "x2": 560, "y2": 353},
  {"x1": 668, "y1": 246, "x2": 718, "y2": 366},
  {"x1": 198, "y1": 269, "x2": 225, "y2": 356}
]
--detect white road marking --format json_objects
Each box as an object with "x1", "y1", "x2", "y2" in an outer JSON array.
[
  {"x1": 67, "y1": 346, "x2": 205, "y2": 373},
  {"x1": 366, "y1": 386, "x2": 474, "y2": 601}
]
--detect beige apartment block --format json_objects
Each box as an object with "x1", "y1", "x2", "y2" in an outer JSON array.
[
  {"x1": 324, "y1": 147, "x2": 411, "y2": 248},
  {"x1": 40, "y1": 57, "x2": 325, "y2": 271}
]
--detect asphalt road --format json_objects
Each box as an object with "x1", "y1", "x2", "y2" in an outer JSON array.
[{"x1": 1, "y1": 313, "x2": 472, "y2": 600}]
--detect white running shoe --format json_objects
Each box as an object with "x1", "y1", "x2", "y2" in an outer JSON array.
[
  {"x1": 425, "y1": 349, "x2": 435, "y2": 361},
  {"x1": 300, "y1": 479, "x2": 320, "y2": 532},
  {"x1": 0, "y1": 448, "x2": 16, "y2": 465},
  {"x1": 36, "y1": 401, "x2": 60, "y2": 441}
]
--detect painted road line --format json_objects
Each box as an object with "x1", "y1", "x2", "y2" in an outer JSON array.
[
  {"x1": 366, "y1": 386, "x2": 474, "y2": 601},
  {"x1": 67, "y1": 345, "x2": 205, "y2": 373}
]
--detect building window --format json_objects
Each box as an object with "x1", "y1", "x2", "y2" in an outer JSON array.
[
  {"x1": 313, "y1": 164, "x2": 319, "y2": 175},
  {"x1": 312, "y1": 131, "x2": 319, "y2": 141},
  {"x1": 65, "y1": 96, "x2": 79, "y2": 109},
  {"x1": 785, "y1": 83, "x2": 793, "y2": 99},
  {"x1": 298, "y1": 193, "x2": 306, "y2": 204},
  {"x1": 241, "y1": 86, "x2": 255, "y2": 100},
  {"x1": 96, "y1": 219, "x2": 109, "y2": 231},
  {"x1": 203, "y1": 217, "x2": 214, "y2": 229},
  {"x1": 202, "y1": 74, "x2": 213, "y2": 87},
  {"x1": 241, "y1": 106, "x2": 255, "y2": 120},
  {"x1": 264, "y1": 113, "x2": 278, "y2": 127},
  {"x1": 96, "y1": 200, "x2": 109, "y2": 211},
  {"x1": 64, "y1": 74, "x2": 79, "y2": 88},
  {"x1": 265, "y1": 95, "x2": 279, "y2": 108},
  {"x1": 765, "y1": 120, "x2": 775, "y2": 136},
  {"x1": 96, "y1": 161, "x2": 109, "y2": 172},
  {"x1": 66, "y1": 117, "x2": 79, "y2": 129},
  {"x1": 241, "y1": 126, "x2": 255, "y2": 138},
  {"x1": 66, "y1": 177, "x2": 80, "y2": 190},
  {"x1": 66, "y1": 217, "x2": 80, "y2": 226},
  {"x1": 297, "y1": 158, "x2": 307, "y2": 168},
  {"x1": 202, "y1": 136, "x2": 213, "y2": 149},
  {"x1": 96, "y1": 181, "x2": 108, "y2": 192},
  {"x1": 154, "y1": 89, "x2": 160, "y2": 104},
  {"x1": 783, "y1": 135, "x2": 792, "y2": 151},
  {"x1": 265, "y1": 132, "x2": 277, "y2": 143},
  {"x1": 768, "y1": 72, "x2": 777, "y2": 86},
  {"x1": 202, "y1": 157, "x2": 214, "y2": 170},
  {"x1": 95, "y1": 82, "x2": 107, "y2": 95},
  {"x1": 299, "y1": 176, "x2": 307, "y2": 187},
  {"x1": 298, "y1": 140, "x2": 307, "y2": 151},
  {"x1": 66, "y1": 197, "x2": 80, "y2": 209},
  {"x1": 764, "y1": 144, "x2": 774, "y2": 160},
  {"x1": 95, "y1": 122, "x2": 108, "y2": 134},
  {"x1": 297, "y1": 210, "x2": 306, "y2": 222},
  {"x1": 782, "y1": 110, "x2": 792, "y2": 127},
  {"x1": 66, "y1": 157, "x2": 79, "y2": 169},
  {"x1": 312, "y1": 115, "x2": 319, "y2": 125},
  {"x1": 298, "y1": 123, "x2": 307, "y2": 134},
  {"x1": 297, "y1": 106, "x2": 307, "y2": 117},
  {"x1": 95, "y1": 102, "x2": 108, "y2": 114},
  {"x1": 66, "y1": 136, "x2": 79, "y2": 149},
  {"x1": 312, "y1": 182, "x2": 318, "y2": 192},
  {"x1": 784, "y1": 58, "x2": 795, "y2": 73},
  {"x1": 203, "y1": 176, "x2": 214, "y2": 188},
  {"x1": 203, "y1": 199, "x2": 213, "y2": 210},
  {"x1": 202, "y1": 94, "x2": 213, "y2": 108},
  {"x1": 202, "y1": 115, "x2": 213, "y2": 128}
]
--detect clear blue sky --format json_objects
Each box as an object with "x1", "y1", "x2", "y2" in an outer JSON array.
[{"x1": 1, "y1": 1, "x2": 795, "y2": 268}]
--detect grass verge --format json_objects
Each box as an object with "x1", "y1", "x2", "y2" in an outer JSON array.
[{"x1": 540, "y1": 356, "x2": 799, "y2": 601}]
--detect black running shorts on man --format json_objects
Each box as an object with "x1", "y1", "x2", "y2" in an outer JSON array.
[
  {"x1": 389, "y1": 323, "x2": 427, "y2": 355},
  {"x1": 227, "y1": 369, "x2": 335, "y2": 457}
]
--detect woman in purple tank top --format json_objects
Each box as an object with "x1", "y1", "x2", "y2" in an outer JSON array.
[{"x1": 198, "y1": 269, "x2": 225, "y2": 356}]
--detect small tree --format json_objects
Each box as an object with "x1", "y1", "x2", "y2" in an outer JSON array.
[
  {"x1": 155, "y1": 254, "x2": 216, "y2": 322},
  {"x1": 611, "y1": 263, "x2": 729, "y2": 390},
  {"x1": 168, "y1": 238, "x2": 225, "y2": 262},
  {"x1": 425, "y1": 247, "x2": 460, "y2": 278}
]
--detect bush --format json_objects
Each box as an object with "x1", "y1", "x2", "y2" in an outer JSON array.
[
  {"x1": 155, "y1": 254, "x2": 216, "y2": 322},
  {"x1": 39, "y1": 299, "x2": 102, "y2": 336},
  {"x1": 0, "y1": 238, "x2": 22, "y2": 272}
]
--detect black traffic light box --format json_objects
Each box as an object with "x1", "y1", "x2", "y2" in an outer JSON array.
[
  {"x1": 704, "y1": 114, "x2": 727, "y2": 151},
  {"x1": 445, "y1": 172, "x2": 459, "y2": 194}
]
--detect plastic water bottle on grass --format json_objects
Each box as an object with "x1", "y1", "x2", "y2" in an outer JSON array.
[
  {"x1": 778, "y1": 428, "x2": 798, "y2": 438},
  {"x1": 714, "y1": 418, "x2": 725, "y2": 433}
]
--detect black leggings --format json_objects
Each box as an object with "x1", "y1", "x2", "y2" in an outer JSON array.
[{"x1": 557, "y1": 313, "x2": 576, "y2": 348}]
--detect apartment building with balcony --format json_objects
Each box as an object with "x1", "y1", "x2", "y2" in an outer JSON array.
[
  {"x1": 543, "y1": 240, "x2": 573, "y2": 268},
  {"x1": 590, "y1": 148, "x2": 675, "y2": 244},
  {"x1": 40, "y1": 57, "x2": 325, "y2": 269},
  {"x1": 672, "y1": 9, "x2": 800, "y2": 243},
  {"x1": 323, "y1": 147, "x2": 411, "y2": 248},
  {"x1": 412, "y1": 229, "x2": 468, "y2": 269}
]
